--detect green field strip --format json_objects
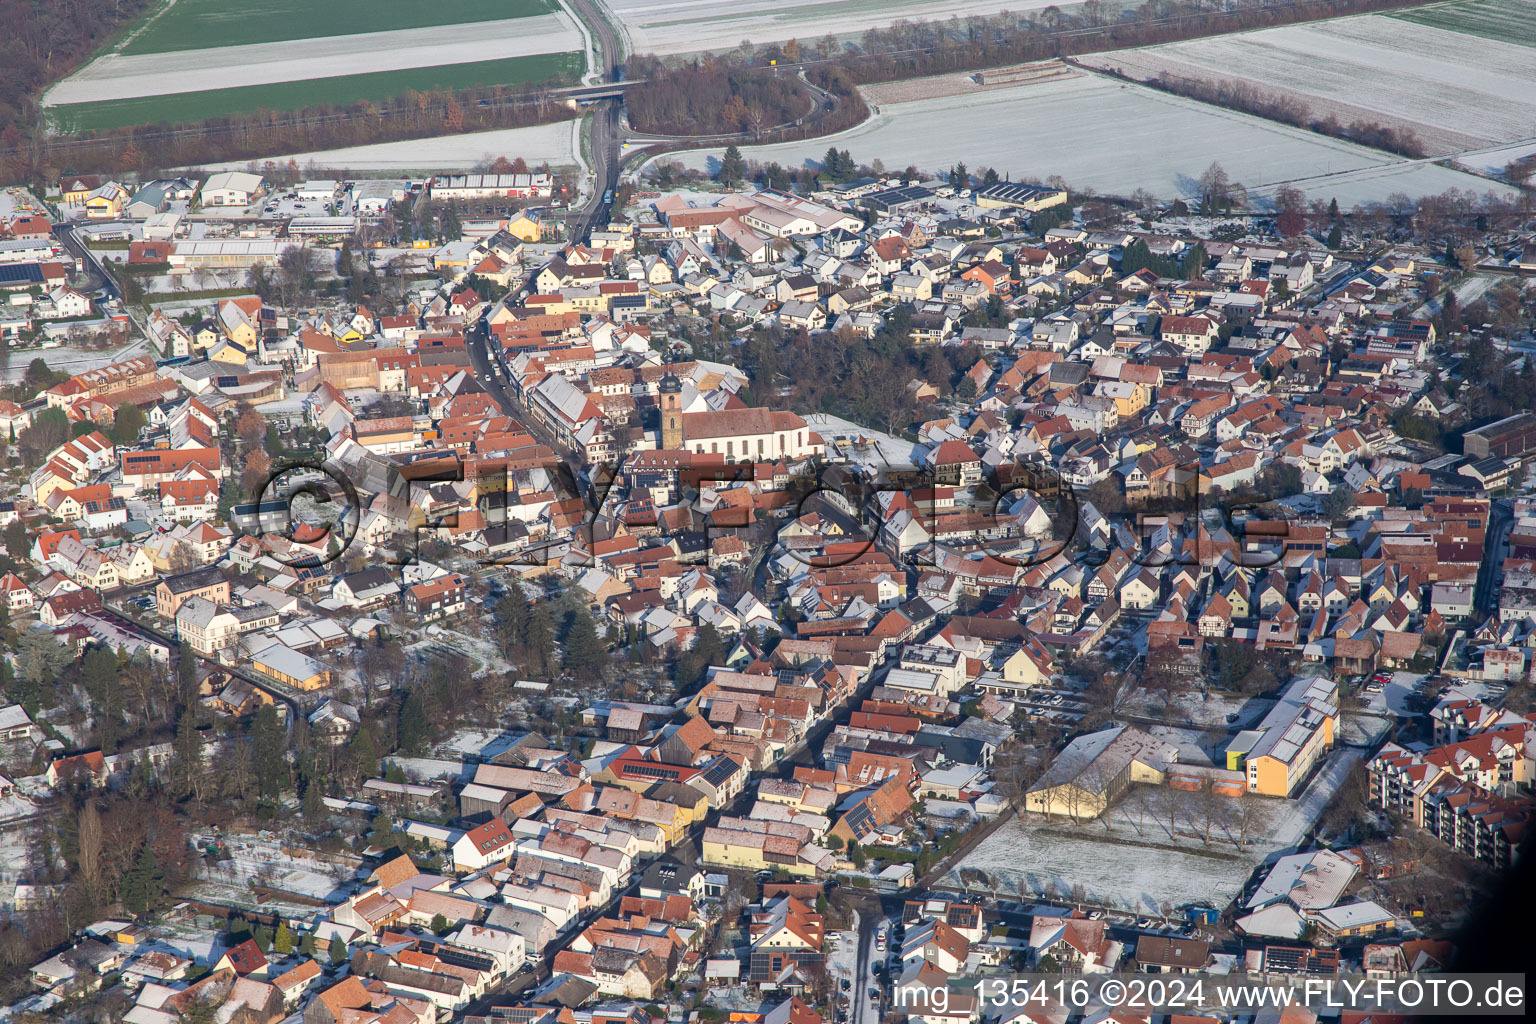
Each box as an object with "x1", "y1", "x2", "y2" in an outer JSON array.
[
  {"x1": 50, "y1": 53, "x2": 583, "y2": 132},
  {"x1": 1388, "y1": 0, "x2": 1536, "y2": 48},
  {"x1": 121, "y1": 0, "x2": 557, "y2": 54}
]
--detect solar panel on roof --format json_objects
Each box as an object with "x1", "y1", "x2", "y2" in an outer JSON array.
[
  {"x1": 701, "y1": 756, "x2": 737, "y2": 787},
  {"x1": 843, "y1": 803, "x2": 875, "y2": 838}
]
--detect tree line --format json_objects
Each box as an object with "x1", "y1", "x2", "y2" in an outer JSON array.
[
  {"x1": 2, "y1": 83, "x2": 575, "y2": 187},
  {"x1": 680, "y1": 0, "x2": 1434, "y2": 92},
  {"x1": 1134, "y1": 71, "x2": 1426, "y2": 158},
  {"x1": 0, "y1": 0, "x2": 156, "y2": 149}
]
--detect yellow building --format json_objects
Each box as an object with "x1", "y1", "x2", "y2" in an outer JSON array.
[
  {"x1": 252, "y1": 645, "x2": 332, "y2": 690},
  {"x1": 506, "y1": 210, "x2": 543, "y2": 242},
  {"x1": 84, "y1": 183, "x2": 129, "y2": 219},
  {"x1": 1024, "y1": 725, "x2": 1178, "y2": 820},
  {"x1": 1098, "y1": 380, "x2": 1149, "y2": 419},
  {"x1": 701, "y1": 822, "x2": 821, "y2": 878},
  {"x1": 60, "y1": 177, "x2": 97, "y2": 205},
  {"x1": 191, "y1": 322, "x2": 221, "y2": 352},
  {"x1": 1232, "y1": 676, "x2": 1338, "y2": 796},
  {"x1": 974, "y1": 181, "x2": 1069, "y2": 212},
  {"x1": 207, "y1": 340, "x2": 250, "y2": 366}
]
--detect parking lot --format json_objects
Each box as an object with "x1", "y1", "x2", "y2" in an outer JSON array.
[{"x1": 247, "y1": 190, "x2": 340, "y2": 219}]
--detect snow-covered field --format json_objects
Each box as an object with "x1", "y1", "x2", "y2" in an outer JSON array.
[
  {"x1": 46, "y1": 15, "x2": 582, "y2": 105},
  {"x1": 1077, "y1": 12, "x2": 1536, "y2": 154},
  {"x1": 195, "y1": 120, "x2": 580, "y2": 174},
  {"x1": 949, "y1": 748, "x2": 1359, "y2": 914},
  {"x1": 610, "y1": 0, "x2": 1064, "y2": 56},
  {"x1": 666, "y1": 73, "x2": 1514, "y2": 205},
  {"x1": 1456, "y1": 139, "x2": 1536, "y2": 175}
]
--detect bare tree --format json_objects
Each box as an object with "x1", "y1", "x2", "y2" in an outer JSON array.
[
  {"x1": 77, "y1": 801, "x2": 104, "y2": 899},
  {"x1": 1194, "y1": 777, "x2": 1222, "y2": 846},
  {"x1": 1234, "y1": 792, "x2": 1265, "y2": 849},
  {"x1": 1197, "y1": 162, "x2": 1231, "y2": 213},
  {"x1": 1159, "y1": 786, "x2": 1186, "y2": 840}
]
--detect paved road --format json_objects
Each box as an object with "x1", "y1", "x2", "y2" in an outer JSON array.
[
  {"x1": 463, "y1": 318, "x2": 584, "y2": 479},
  {"x1": 1475, "y1": 498, "x2": 1513, "y2": 615},
  {"x1": 563, "y1": 0, "x2": 624, "y2": 245}
]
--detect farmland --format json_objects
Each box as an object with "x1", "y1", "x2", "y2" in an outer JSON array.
[
  {"x1": 608, "y1": 0, "x2": 1064, "y2": 57},
  {"x1": 669, "y1": 72, "x2": 1515, "y2": 206},
  {"x1": 1077, "y1": 2, "x2": 1536, "y2": 155},
  {"x1": 46, "y1": 0, "x2": 583, "y2": 131},
  {"x1": 48, "y1": 15, "x2": 583, "y2": 106},
  {"x1": 196, "y1": 120, "x2": 582, "y2": 174},
  {"x1": 1390, "y1": 0, "x2": 1536, "y2": 47},
  {"x1": 116, "y1": 0, "x2": 557, "y2": 55},
  {"x1": 49, "y1": 53, "x2": 583, "y2": 133}
]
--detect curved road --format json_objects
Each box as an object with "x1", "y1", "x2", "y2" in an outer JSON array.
[{"x1": 564, "y1": 0, "x2": 625, "y2": 243}]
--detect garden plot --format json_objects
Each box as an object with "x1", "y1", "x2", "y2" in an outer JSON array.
[
  {"x1": 196, "y1": 120, "x2": 580, "y2": 173},
  {"x1": 608, "y1": 0, "x2": 1064, "y2": 57},
  {"x1": 668, "y1": 73, "x2": 1511, "y2": 204},
  {"x1": 1078, "y1": 12, "x2": 1536, "y2": 153},
  {"x1": 948, "y1": 748, "x2": 1359, "y2": 914},
  {"x1": 190, "y1": 840, "x2": 356, "y2": 908},
  {"x1": 48, "y1": 15, "x2": 582, "y2": 105}
]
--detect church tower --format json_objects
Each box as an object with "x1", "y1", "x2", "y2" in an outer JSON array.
[{"x1": 659, "y1": 372, "x2": 683, "y2": 450}]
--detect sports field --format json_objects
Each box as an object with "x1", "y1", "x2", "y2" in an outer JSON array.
[
  {"x1": 118, "y1": 0, "x2": 557, "y2": 54},
  {"x1": 49, "y1": 53, "x2": 583, "y2": 133}
]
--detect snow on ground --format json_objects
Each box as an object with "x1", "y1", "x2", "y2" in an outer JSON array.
[
  {"x1": 1457, "y1": 138, "x2": 1536, "y2": 175},
  {"x1": 0, "y1": 825, "x2": 32, "y2": 885},
  {"x1": 954, "y1": 813, "x2": 1260, "y2": 914},
  {"x1": 1268, "y1": 158, "x2": 1519, "y2": 208},
  {"x1": 1354, "y1": 670, "x2": 1429, "y2": 717},
  {"x1": 666, "y1": 72, "x2": 1513, "y2": 204},
  {"x1": 0, "y1": 335, "x2": 154, "y2": 382},
  {"x1": 827, "y1": 917, "x2": 858, "y2": 987},
  {"x1": 609, "y1": 0, "x2": 1064, "y2": 56},
  {"x1": 802, "y1": 412, "x2": 925, "y2": 471},
  {"x1": 1419, "y1": 274, "x2": 1499, "y2": 317},
  {"x1": 1128, "y1": 689, "x2": 1275, "y2": 730},
  {"x1": 1079, "y1": 15, "x2": 1536, "y2": 154},
  {"x1": 183, "y1": 836, "x2": 356, "y2": 912},
  {"x1": 46, "y1": 15, "x2": 581, "y2": 105},
  {"x1": 950, "y1": 748, "x2": 1359, "y2": 914},
  {"x1": 1142, "y1": 724, "x2": 1220, "y2": 765},
  {"x1": 426, "y1": 626, "x2": 513, "y2": 676},
  {"x1": 1342, "y1": 712, "x2": 1392, "y2": 748},
  {"x1": 1442, "y1": 679, "x2": 1511, "y2": 704},
  {"x1": 0, "y1": 793, "x2": 38, "y2": 827},
  {"x1": 193, "y1": 120, "x2": 579, "y2": 174},
  {"x1": 197, "y1": 847, "x2": 353, "y2": 901},
  {"x1": 385, "y1": 756, "x2": 474, "y2": 783},
  {"x1": 438, "y1": 729, "x2": 523, "y2": 761}
]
